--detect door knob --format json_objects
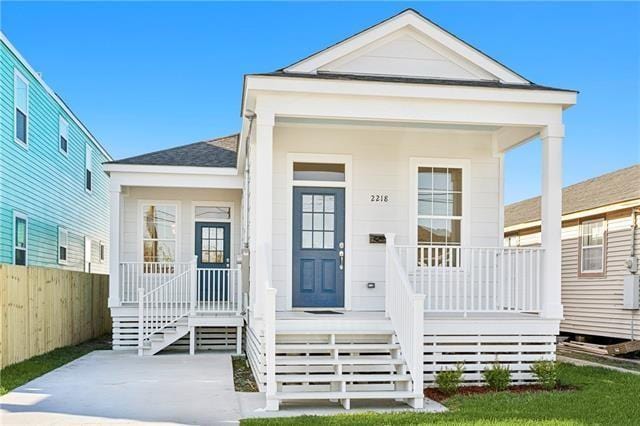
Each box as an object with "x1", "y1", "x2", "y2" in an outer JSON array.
[{"x1": 339, "y1": 250, "x2": 344, "y2": 270}]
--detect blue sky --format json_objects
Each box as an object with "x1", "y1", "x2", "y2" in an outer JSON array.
[{"x1": 2, "y1": 2, "x2": 638, "y2": 203}]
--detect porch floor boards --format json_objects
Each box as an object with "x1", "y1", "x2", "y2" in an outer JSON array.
[{"x1": 275, "y1": 310, "x2": 540, "y2": 321}]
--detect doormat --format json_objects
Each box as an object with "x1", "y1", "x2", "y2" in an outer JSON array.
[{"x1": 304, "y1": 310, "x2": 344, "y2": 315}]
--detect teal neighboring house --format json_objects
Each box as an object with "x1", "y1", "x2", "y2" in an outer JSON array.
[{"x1": 0, "y1": 33, "x2": 111, "y2": 274}]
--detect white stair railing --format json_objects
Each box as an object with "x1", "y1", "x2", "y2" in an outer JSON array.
[
  {"x1": 395, "y1": 245, "x2": 543, "y2": 315},
  {"x1": 120, "y1": 261, "x2": 194, "y2": 303},
  {"x1": 137, "y1": 257, "x2": 196, "y2": 355},
  {"x1": 384, "y1": 233, "x2": 425, "y2": 409}
]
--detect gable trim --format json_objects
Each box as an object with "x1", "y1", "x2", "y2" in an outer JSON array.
[{"x1": 284, "y1": 9, "x2": 530, "y2": 84}]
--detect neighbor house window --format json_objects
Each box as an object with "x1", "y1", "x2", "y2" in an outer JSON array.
[
  {"x1": 14, "y1": 213, "x2": 27, "y2": 265},
  {"x1": 505, "y1": 235, "x2": 520, "y2": 247},
  {"x1": 580, "y1": 218, "x2": 605, "y2": 274},
  {"x1": 59, "y1": 117, "x2": 69, "y2": 154},
  {"x1": 14, "y1": 71, "x2": 29, "y2": 146},
  {"x1": 58, "y1": 227, "x2": 68, "y2": 264},
  {"x1": 417, "y1": 167, "x2": 462, "y2": 266},
  {"x1": 85, "y1": 144, "x2": 92, "y2": 192},
  {"x1": 142, "y1": 204, "x2": 177, "y2": 267},
  {"x1": 99, "y1": 241, "x2": 105, "y2": 263}
]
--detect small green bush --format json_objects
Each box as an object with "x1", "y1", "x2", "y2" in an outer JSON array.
[
  {"x1": 435, "y1": 363, "x2": 464, "y2": 395},
  {"x1": 483, "y1": 362, "x2": 511, "y2": 391},
  {"x1": 531, "y1": 360, "x2": 559, "y2": 390}
]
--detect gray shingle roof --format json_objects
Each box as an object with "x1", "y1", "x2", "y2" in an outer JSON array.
[
  {"x1": 106, "y1": 134, "x2": 239, "y2": 168},
  {"x1": 505, "y1": 164, "x2": 640, "y2": 228}
]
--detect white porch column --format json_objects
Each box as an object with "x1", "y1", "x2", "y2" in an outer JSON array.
[
  {"x1": 108, "y1": 185, "x2": 122, "y2": 307},
  {"x1": 253, "y1": 111, "x2": 275, "y2": 318},
  {"x1": 540, "y1": 125, "x2": 564, "y2": 319}
]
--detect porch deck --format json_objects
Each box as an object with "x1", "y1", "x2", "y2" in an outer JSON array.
[{"x1": 276, "y1": 310, "x2": 539, "y2": 321}]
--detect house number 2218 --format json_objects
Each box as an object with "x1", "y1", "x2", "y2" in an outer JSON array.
[{"x1": 370, "y1": 195, "x2": 389, "y2": 202}]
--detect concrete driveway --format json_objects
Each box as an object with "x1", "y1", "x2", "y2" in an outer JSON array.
[{"x1": 0, "y1": 351, "x2": 242, "y2": 425}]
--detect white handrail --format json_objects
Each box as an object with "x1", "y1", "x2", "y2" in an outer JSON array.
[
  {"x1": 120, "y1": 261, "x2": 194, "y2": 303},
  {"x1": 195, "y1": 268, "x2": 242, "y2": 314},
  {"x1": 395, "y1": 245, "x2": 543, "y2": 315},
  {"x1": 138, "y1": 257, "x2": 196, "y2": 355},
  {"x1": 385, "y1": 233, "x2": 424, "y2": 408}
]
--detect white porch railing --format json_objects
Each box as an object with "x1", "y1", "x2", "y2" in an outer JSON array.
[
  {"x1": 394, "y1": 245, "x2": 543, "y2": 314},
  {"x1": 385, "y1": 234, "x2": 425, "y2": 408},
  {"x1": 138, "y1": 258, "x2": 196, "y2": 355},
  {"x1": 121, "y1": 261, "x2": 194, "y2": 303},
  {"x1": 196, "y1": 268, "x2": 242, "y2": 313}
]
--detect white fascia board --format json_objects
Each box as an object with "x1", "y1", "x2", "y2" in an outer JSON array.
[
  {"x1": 1, "y1": 32, "x2": 112, "y2": 161},
  {"x1": 103, "y1": 163, "x2": 239, "y2": 176},
  {"x1": 285, "y1": 10, "x2": 528, "y2": 84},
  {"x1": 108, "y1": 170, "x2": 244, "y2": 190},
  {"x1": 245, "y1": 75, "x2": 577, "y2": 107}
]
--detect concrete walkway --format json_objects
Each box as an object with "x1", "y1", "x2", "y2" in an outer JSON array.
[{"x1": 0, "y1": 351, "x2": 242, "y2": 425}]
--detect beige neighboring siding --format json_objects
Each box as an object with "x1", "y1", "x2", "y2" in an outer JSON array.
[{"x1": 507, "y1": 208, "x2": 640, "y2": 339}]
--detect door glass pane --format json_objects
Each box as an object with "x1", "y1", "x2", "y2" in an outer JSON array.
[
  {"x1": 302, "y1": 213, "x2": 312, "y2": 230},
  {"x1": 324, "y1": 232, "x2": 334, "y2": 249},
  {"x1": 324, "y1": 214, "x2": 334, "y2": 231},
  {"x1": 302, "y1": 231, "x2": 312, "y2": 248},
  {"x1": 313, "y1": 232, "x2": 324, "y2": 249},
  {"x1": 302, "y1": 195, "x2": 313, "y2": 212},
  {"x1": 202, "y1": 227, "x2": 209, "y2": 239},
  {"x1": 313, "y1": 195, "x2": 324, "y2": 212},
  {"x1": 313, "y1": 213, "x2": 324, "y2": 230},
  {"x1": 325, "y1": 196, "x2": 335, "y2": 212},
  {"x1": 217, "y1": 228, "x2": 224, "y2": 239}
]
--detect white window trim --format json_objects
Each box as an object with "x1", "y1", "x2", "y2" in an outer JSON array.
[
  {"x1": 59, "y1": 116, "x2": 69, "y2": 156},
  {"x1": 285, "y1": 153, "x2": 353, "y2": 311},
  {"x1": 580, "y1": 218, "x2": 605, "y2": 274},
  {"x1": 58, "y1": 227, "x2": 69, "y2": 265},
  {"x1": 13, "y1": 211, "x2": 28, "y2": 265},
  {"x1": 409, "y1": 158, "x2": 471, "y2": 250},
  {"x1": 85, "y1": 144, "x2": 93, "y2": 193},
  {"x1": 137, "y1": 200, "x2": 180, "y2": 264},
  {"x1": 14, "y1": 70, "x2": 29, "y2": 148}
]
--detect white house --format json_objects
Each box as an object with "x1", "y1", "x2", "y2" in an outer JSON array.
[{"x1": 104, "y1": 9, "x2": 577, "y2": 411}]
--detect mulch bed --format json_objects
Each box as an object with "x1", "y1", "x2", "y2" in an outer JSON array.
[
  {"x1": 425, "y1": 384, "x2": 575, "y2": 402},
  {"x1": 232, "y1": 356, "x2": 260, "y2": 392}
]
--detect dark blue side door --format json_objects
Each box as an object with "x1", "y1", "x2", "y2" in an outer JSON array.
[
  {"x1": 292, "y1": 187, "x2": 345, "y2": 308},
  {"x1": 195, "y1": 222, "x2": 230, "y2": 301}
]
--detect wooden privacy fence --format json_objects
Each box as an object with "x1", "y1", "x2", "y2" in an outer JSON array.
[{"x1": 0, "y1": 265, "x2": 111, "y2": 368}]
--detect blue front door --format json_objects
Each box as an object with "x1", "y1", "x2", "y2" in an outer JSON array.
[
  {"x1": 195, "y1": 222, "x2": 230, "y2": 301},
  {"x1": 292, "y1": 187, "x2": 345, "y2": 308}
]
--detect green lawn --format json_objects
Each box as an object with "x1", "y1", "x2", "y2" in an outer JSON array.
[
  {"x1": 0, "y1": 336, "x2": 110, "y2": 396},
  {"x1": 241, "y1": 364, "x2": 640, "y2": 425}
]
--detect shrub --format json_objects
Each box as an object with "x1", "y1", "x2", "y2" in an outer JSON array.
[
  {"x1": 530, "y1": 360, "x2": 559, "y2": 390},
  {"x1": 435, "y1": 363, "x2": 464, "y2": 396},
  {"x1": 483, "y1": 362, "x2": 511, "y2": 391}
]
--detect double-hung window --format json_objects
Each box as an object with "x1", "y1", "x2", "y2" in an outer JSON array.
[
  {"x1": 14, "y1": 71, "x2": 29, "y2": 146},
  {"x1": 142, "y1": 204, "x2": 177, "y2": 271},
  {"x1": 99, "y1": 241, "x2": 105, "y2": 263},
  {"x1": 580, "y1": 218, "x2": 605, "y2": 274},
  {"x1": 59, "y1": 117, "x2": 69, "y2": 155},
  {"x1": 85, "y1": 144, "x2": 92, "y2": 192},
  {"x1": 417, "y1": 167, "x2": 462, "y2": 266},
  {"x1": 58, "y1": 227, "x2": 69, "y2": 264},
  {"x1": 14, "y1": 213, "x2": 27, "y2": 265}
]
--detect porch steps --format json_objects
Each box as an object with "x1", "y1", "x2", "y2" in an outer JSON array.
[
  {"x1": 141, "y1": 319, "x2": 190, "y2": 356},
  {"x1": 267, "y1": 326, "x2": 423, "y2": 410}
]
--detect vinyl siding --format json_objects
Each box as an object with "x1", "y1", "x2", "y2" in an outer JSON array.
[
  {"x1": 0, "y1": 41, "x2": 110, "y2": 273},
  {"x1": 507, "y1": 208, "x2": 640, "y2": 339}
]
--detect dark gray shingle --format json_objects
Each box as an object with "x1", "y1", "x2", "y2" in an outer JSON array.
[{"x1": 106, "y1": 134, "x2": 239, "y2": 168}]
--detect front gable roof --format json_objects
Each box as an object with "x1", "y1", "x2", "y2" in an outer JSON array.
[{"x1": 283, "y1": 9, "x2": 529, "y2": 84}]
